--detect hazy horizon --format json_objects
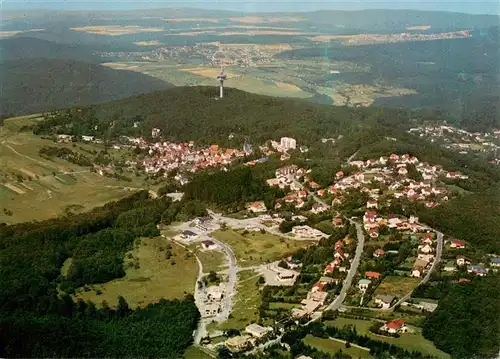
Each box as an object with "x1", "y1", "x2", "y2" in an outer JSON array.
[{"x1": 2, "y1": 0, "x2": 499, "y2": 15}]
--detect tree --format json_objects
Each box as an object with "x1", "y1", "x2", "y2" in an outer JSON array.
[{"x1": 117, "y1": 296, "x2": 130, "y2": 317}]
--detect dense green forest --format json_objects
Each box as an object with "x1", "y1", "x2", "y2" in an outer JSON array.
[
  {"x1": 0, "y1": 191, "x2": 201, "y2": 357},
  {"x1": 36, "y1": 86, "x2": 386, "y2": 145},
  {"x1": 423, "y1": 275, "x2": 500, "y2": 358},
  {"x1": 0, "y1": 58, "x2": 173, "y2": 117}
]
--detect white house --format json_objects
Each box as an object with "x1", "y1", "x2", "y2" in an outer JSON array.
[
  {"x1": 245, "y1": 323, "x2": 273, "y2": 339},
  {"x1": 375, "y1": 294, "x2": 395, "y2": 309},
  {"x1": 358, "y1": 279, "x2": 371, "y2": 291},
  {"x1": 380, "y1": 319, "x2": 408, "y2": 334}
]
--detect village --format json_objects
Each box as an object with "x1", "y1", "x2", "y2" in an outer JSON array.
[
  {"x1": 54, "y1": 128, "x2": 499, "y2": 357},
  {"x1": 408, "y1": 124, "x2": 500, "y2": 165}
]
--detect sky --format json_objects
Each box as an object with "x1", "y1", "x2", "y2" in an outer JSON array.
[{"x1": 1, "y1": 0, "x2": 499, "y2": 14}]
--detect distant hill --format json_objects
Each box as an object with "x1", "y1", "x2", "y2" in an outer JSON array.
[
  {"x1": 0, "y1": 37, "x2": 103, "y2": 63},
  {"x1": 302, "y1": 9, "x2": 500, "y2": 32},
  {"x1": 0, "y1": 58, "x2": 173, "y2": 116}
]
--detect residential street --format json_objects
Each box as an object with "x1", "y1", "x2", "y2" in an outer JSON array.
[
  {"x1": 325, "y1": 220, "x2": 365, "y2": 312},
  {"x1": 342, "y1": 229, "x2": 444, "y2": 311}
]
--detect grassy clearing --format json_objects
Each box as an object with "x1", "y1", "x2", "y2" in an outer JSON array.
[
  {"x1": 211, "y1": 229, "x2": 313, "y2": 267},
  {"x1": 189, "y1": 243, "x2": 227, "y2": 273},
  {"x1": 215, "y1": 270, "x2": 261, "y2": 331},
  {"x1": 373, "y1": 276, "x2": 421, "y2": 298},
  {"x1": 303, "y1": 335, "x2": 373, "y2": 359},
  {"x1": 183, "y1": 346, "x2": 213, "y2": 359},
  {"x1": 326, "y1": 318, "x2": 449, "y2": 358},
  {"x1": 269, "y1": 302, "x2": 299, "y2": 310},
  {"x1": 75, "y1": 237, "x2": 198, "y2": 308},
  {"x1": 61, "y1": 258, "x2": 73, "y2": 277}
]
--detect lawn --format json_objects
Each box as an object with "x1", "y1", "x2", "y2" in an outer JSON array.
[
  {"x1": 189, "y1": 243, "x2": 227, "y2": 273},
  {"x1": 211, "y1": 229, "x2": 313, "y2": 267},
  {"x1": 183, "y1": 345, "x2": 213, "y2": 359},
  {"x1": 325, "y1": 317, "x2": 450, "y2": 358},
  {"x1": 215, "y1": 269, "x2": 261, "y2": 331},
  {"x1": 373, "y1": 276, "x2": 421, "y2": 298},
  {"x1": 269, "y1": 302, "x2": 299, "y2": 310},
  {"x1": 303, "y1": 335, "x2": 373, "y2": 359},
  {"x1": 75, "y1": 237, "x2": 198, "y2": 308}
]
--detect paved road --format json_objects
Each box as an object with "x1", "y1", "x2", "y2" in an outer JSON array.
[
  {"x1": 325, "y1": 220, "x2": 365, "y2": 312},
  {"x1": 391, "y1": 230, "x2": 443, "y2": 307},
  {"x1": 307, "y1": 220, "x2": 365, "y2": 325},
  {"x1": 164, "y1": 237, "x2": 208, "y2": 345},
  {"x1": 245, "y1": 335, "x2": 283, "y2": 355}
]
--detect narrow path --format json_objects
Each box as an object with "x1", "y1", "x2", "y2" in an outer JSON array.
[
  {"x1": 166, "y1": 238, "x2": 207, "y2": 345},
  {"x1": 328, "y1": 337, "x2": 370, "y2": 352}
]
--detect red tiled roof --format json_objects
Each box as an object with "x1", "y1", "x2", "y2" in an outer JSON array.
[
  {"x1": 365, "y1": 271, "x2": 381, "y2": 279},
  {"x1": 385, "y1": 319, "x2": 405, "y2": 329}
]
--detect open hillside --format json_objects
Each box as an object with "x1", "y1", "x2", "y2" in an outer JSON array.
[{"x1": 0, "y1": 58, "x2": 173, "y2": 117}]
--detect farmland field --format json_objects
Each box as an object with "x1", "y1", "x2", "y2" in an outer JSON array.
[
  {"x1": 211, "y1": 229, "x2": 314, "y2": 267},
  {"x1": 0, "y1": 116, "x2": 149, "y2": 224},
  {"x1": 75, "y1": 237, "x2": 198, "y2": 308}
]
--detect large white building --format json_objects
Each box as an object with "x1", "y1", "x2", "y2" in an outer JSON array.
[{"x1": 280, "y1": 137, "x2": 297, "y2": 150}]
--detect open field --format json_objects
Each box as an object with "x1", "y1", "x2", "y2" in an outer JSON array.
[
  {"x1": 215, "y1": 270, "x2": 261, "y2": 331},
  {"x1": 134, "y1": 40, "x2": 163, "y2": 46},
  {"x1": 70, "y1": 25, "x2": 164, "y2": 36},
  {"x1": 228, "y1": 16, "x2": 305, "y2": 24},
  {"x1": 406, "y1": 25, "x2": 432, "y2": 30},
  {"x1": 0, "y1": 116, "x2": 147, "y2": 224},
  {"x1": 162, "y1": 18, "x2": 219, "y2": 23},
  {"x1": 303, "y1": 335, "x2": 373, "y2": 359},
  {"x1": 181, "y1": 67, "x2": 238, "y2": 79},
  {"x1": 75, "y1": 237, "x2": 198, "y2": 308},
  {"x1": 183, "y1": 346, "x2": 213, "y2": 359},
  {"x1": 326, "y1": 317, "x2": 450, "y2": 358},
  {"x1": 211, "y1": 229, "x2": 314, "y2": 267},
  {"x1": 373, "y1": 276, "x2": 421, "y2": 298},
  {"x1": 188, "y1": 243, "x2": 227, "y2": 272}
]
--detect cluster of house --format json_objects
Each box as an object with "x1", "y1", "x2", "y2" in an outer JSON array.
[
  {"x1": 136, "y1": 140, "x2": 249, "y2": 181},
  {"x1": 291, "y1": 276, "x2": 336, "y2": 318},
  {"x1": 411, "y1": 233, "x2": 437, "y2": 278},
  {"x1": 291, "y1": 240, "x2": 352, "y2": 318},
  {"x1": 223, "y1": 323, "x2": 273, "y2": 353},
  {"x1": 408, "y1": 125, "x2": 500, "y2": 164},
  {"x1": 362, "y1": 211, "x2": 425, "y2": 239},
  {"x1": 323, "y1": 240, "x2": 350, "y2": 276},
  {"x1": 322, "y1": 153, "x2": 468, "y2": 209},
  {"x1": 445, "y1": 255, "x2": 500, "y2": 277}
]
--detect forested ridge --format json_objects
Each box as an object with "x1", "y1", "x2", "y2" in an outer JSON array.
[
  {"x1": 0, "y1": 58, "x2": 173, "y2": 117},
  {"x1": 0, "y1": 191, "x2": 202, "y2": 357},
  {"x1": 423, "y1": 275, "x2": 500, "y2": 358}
]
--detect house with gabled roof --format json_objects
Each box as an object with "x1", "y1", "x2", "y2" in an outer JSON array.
[{"x1": 381, "y1": 319, "x2": 408, "y2": 334}]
